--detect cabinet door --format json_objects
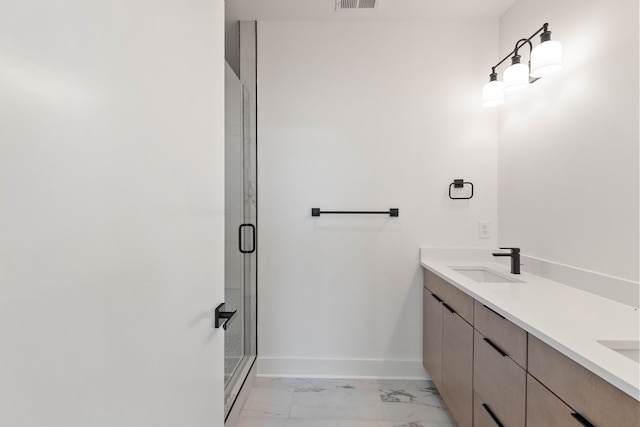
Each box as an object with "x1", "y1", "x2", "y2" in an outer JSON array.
[
  {"x1": 423, "y1": 288, "x2": 443, "y2": 391},
  {"x1": 442, "y1": 308, "x2": 473, "y2": 427},
  {"x1": 424, "y1": 269, "x2": 473, "y2": 323},
  {"x1": 474, "y1": 301, "x2": 527, "y2": 369},
  {"x1": 529, "y1": 335, "x2": 640, "y2": 427},
  {"x1": 474, "y1": 331, "x2": 526, "y2": 427},
  {"x1": 527, "y1": 374, "x2": 583, "y2": 427}
]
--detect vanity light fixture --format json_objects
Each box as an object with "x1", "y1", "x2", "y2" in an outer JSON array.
[{"x1": 482, "y1": 23, "x2": 562, "y2": 107}]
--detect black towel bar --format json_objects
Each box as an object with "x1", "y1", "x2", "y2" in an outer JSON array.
[{"x1": 311, "y1": 208, "x2": 399, "y2": 217}]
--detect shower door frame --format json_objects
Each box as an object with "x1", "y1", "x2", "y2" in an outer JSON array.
[{"x1": 224, "y1": 63, "x2": 257, "y2": 421}]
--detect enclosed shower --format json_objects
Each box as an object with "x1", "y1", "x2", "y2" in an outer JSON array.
[{"x1": 224, "y1": 62, "x2": 257, "y2": 420}]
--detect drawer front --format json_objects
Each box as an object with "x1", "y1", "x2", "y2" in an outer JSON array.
[
  {"x1": 424, "y1": 269, "x2": 473, "y2": 324},
  {"x1": 474, "y1": 300, "x2": 527, "y2": 368},
  {"x1": 474, "y1": 331, "x2": 526, "y2": 427},
  {"x1": 442, "y1": 309, "x2": 473, "y2": 427},
  {"x1": 528, "y1": 335, "x2": 640, "y2": 427},
  {"x1": 423, "y1": 288, "x2": 443, "y2": 391},
  {"x1": 527, "y1": 374, "x2": 583, "y2": 427},
  {"x1": 474, "y1": 391, "x2": 506, "y2": 427}
]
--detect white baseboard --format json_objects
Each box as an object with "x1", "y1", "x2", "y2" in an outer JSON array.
[{"x1": 257, "y1": 357, "x2": 430, "y2": 380}]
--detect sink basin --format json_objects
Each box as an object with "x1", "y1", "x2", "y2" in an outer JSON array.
[
  {"x1": 450, "y1": 266, "x2": 524, "y2": 284},
  {"x1": 597, "y1": 340, "x2": 640, "y2": 363}
]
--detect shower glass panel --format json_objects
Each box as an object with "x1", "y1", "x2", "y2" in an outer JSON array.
[{"x1": 224, "y1": 63, "x2": 257, "y2": 418}]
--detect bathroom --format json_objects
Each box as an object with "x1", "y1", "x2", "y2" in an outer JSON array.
[
  {"x1": 0, "y1": 0, "x2": 637, "y2": 426},
  {"x1": 224, "y1": 0, "x2": 638, "y2": 424}
]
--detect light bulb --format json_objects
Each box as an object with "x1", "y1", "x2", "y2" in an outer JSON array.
[
  {"x1": 482, "y1": 75, "x2": 504, "y2": 108},
  {"x1": 531, "y1": 40, "x2": 562, "y2": 78},
  {"x1": 503, "y1": 54, "x2": 529, "y2": 92}
]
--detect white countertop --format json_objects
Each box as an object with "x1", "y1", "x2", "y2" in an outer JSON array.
[{"x1": 420, "y1": 248, "x2": 640, "y2": 401}]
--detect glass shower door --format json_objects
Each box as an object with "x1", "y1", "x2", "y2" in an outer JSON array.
[{"x1": 224, "y1": 63, "x2": 257, "y2": 418}]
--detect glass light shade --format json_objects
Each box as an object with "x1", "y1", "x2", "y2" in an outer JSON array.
[
  {"x1": 503, "y1": 63, "x2": 529, "y2": 92},
  {"x1": 482, "y1": 80, "x2": 504, "y2": 108},
  {"x1": 530, "y1": 40, "x2": 562, "y2": 77}
]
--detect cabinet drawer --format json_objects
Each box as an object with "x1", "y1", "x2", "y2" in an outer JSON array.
[
  {"x1": 424, "y1": 269, "x2": 473, "y2": 324},
  {"x1": 474, "y1": 391, "x2": 506, "y2": 427},
  {"x1": 474, "y1": 331, "x2": 526, "y2": 427},
  {"x1": 474, "y1": 300, "x2": 527, "y2": 368},
  {"x1": 527, "y1": 374, "x2": 584, "y2": 427},
  {"x1": 528, "y1": 335, "x2": 640, "y2": 427}
]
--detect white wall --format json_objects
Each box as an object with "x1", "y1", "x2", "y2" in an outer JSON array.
[
  {"x1": 497, "y1": 0, "x2": 639, "y2": 285},
  {"x1": 0, "y1": 1, "x2": 226, "y2": 424},
  {"x1": 257, "y1": 20, "x2": 500, "y2": 377}
]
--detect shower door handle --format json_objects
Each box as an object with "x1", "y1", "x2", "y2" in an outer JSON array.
[{"x1": 239, "y1": 224, "x2": 256, "y2": 254}]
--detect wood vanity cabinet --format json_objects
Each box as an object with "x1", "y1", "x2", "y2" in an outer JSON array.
[
  {"x1": 423, "y1": 270, "x2": 474, "y2": 427},
  {"x1": 528, "y1": 335, "x2": 640, "y2": 427},
  {"x1": 473, "y1": 302, "x2": 527, "y2": 427},
  {"x1": 422, "y1": 267, "x2": 640, "y2": 427}
]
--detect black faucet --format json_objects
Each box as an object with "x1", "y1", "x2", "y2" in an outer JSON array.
[{"x1": 492, "y1": 247, "x2": 521, "y2": 274}]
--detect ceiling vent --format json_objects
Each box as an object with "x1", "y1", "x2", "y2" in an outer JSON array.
[{"x1": 335, "y1": 0, "x2": 379, "y2": 10}]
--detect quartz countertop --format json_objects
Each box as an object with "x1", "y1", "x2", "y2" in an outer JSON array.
[{"x1": 420, "y1": 248, "x2": 639, "y2": 401}]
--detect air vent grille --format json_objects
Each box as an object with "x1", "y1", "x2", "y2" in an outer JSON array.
[{"x1": 335, "y1": 0, "x2": 379, "y2": 10}]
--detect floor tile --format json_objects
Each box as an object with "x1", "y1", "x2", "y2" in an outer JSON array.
[
  {"x1": 290, "y1": 387, "x2": 386, "y2": 420},
  {"x1": 337, "y1": 421, "x2": 454, "y2": 427},
  {"x1": 241, "y1": 386, "x2": 294, "y2": 418},
  {"x1": 337, "y1": 420, "x2": 410, "y2": 427},
  {"x1": 382, "y1": 401, "x2": 456, "y2": 425},
  {"x1": 379, "y1": 380, "x2": 441, "y2": 406},
  {"x1": 254, "y1": 377, "x2": 379, "y2": 391},
  {"x1": 376, "y1": 379, "x2": 434, "y2": 390},
  {"x1": 237, "y1": 417, "x2": 338, "y2": 427},
  {"x1": 252, "y1": 377, "x2": 308, "y2": 391},
  {"x1": 236, "y1": 377, "x2": 457, "y2": 427}
]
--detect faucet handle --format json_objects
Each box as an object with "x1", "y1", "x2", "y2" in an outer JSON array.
[{"x1": 499, "y1": 247, "x2": 520, "y2": 253}]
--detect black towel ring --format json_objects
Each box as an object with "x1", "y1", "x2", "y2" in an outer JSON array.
[{"x1": 449, "y1": 179, "x2": 474, "y2": 200}]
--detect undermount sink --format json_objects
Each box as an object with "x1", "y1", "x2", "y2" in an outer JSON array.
[
  {"x1": 450, "y1": 266, "x2": 524, "y2": 284},
  {"x1": 597, "y1": 340, "x2": 640, "y2": 363}
]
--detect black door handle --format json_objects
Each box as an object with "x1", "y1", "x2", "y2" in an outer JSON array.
[
  {"x1": 214, "y1": 303, "x2": 237, "y2": 330},
  {"x1": 239, "y1": 223, "x2": 256, "y2": 254}
]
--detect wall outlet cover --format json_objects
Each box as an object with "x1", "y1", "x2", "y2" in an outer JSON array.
[{"x1": 479, "y1": 221, "x2": 491, "y2": 239}]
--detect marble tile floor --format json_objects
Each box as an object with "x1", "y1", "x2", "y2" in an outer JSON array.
[{"x1": 235, "y1": 377, "x2": 457, "y2": 427}]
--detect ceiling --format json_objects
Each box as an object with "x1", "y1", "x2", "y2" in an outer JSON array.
[{"x1": 226, "y1": 0, "x2": 517, "y2": 22}]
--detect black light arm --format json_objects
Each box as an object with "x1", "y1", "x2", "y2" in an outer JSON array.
[{"x1": 489, "y1": 23, "x2": 550, "y2": 73}]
